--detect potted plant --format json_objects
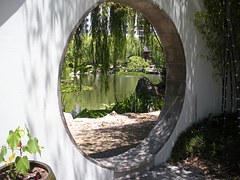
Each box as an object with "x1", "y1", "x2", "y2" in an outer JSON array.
[{"x1": 0, "y1": 126, "x2": 56, "y2": 179}]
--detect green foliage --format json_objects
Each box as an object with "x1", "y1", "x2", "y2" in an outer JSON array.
[
  {"x1": 194, "y1": 0, "x2": 240, "y2": 114},
  {"x1": 0, "y1": 146, "x2": 7, "y2": 162},
  {"x1": 184, "y1": 134, "x2": 204, "y2": 157},
  {"x1": 63, "y1": 2, "x2": 165, "y2": 78},
  {"x1": 127, "y1": 56, "x2": 149, "y2": 72},
  {"x1": 91, "y1": 4, "x2": 110, "y2": 76},
  {"x1": 7, "y1": 129, "x2": 23, "y2": 152},
  {"x1": 148, "y1": 95, "x2": 164, "y2": 111},
  {"x1": 75, "y1": 109, "x2": 111, "y2": 118},
  {"x1": 194, "y1": 1, "x2": 240, "y2": 76},
  {"x1": 112, "y1": 92, "x2": 162, "y2": 114},
  {"x1": 126, "y1": 35, "x2": 142, "y2": 57},
  {"x1": 61, "y1": 82, "x2": 94, "y2": 93},
  {"x1": 116, "y1": 71, "x2": 145, "y2": 76},
  {"x1": 0, "y1": 126, "x2": 42, "y2": 178},
  {"x1": 15, "y1": 156, "x2": 30, "y2": 176},
  {"x1": 61, "y1": 2, "x2": 166, "y2": 114},
  {"x1": 147, "y1": 34, "x2": 165, "y2": 69},
  {"x1": 171, "y1": 113, "x2": 240, "y2": 171},
  {"x1": 109, "y1": 3, "x2": 127, "y2": 69},
  {"x1": 112, "y1": 93, "x2": 144, "y2": 113},
  {"x1": 194, "y1": 1, "x2": 226, "y2": 76},
  {"x1": 63, "y1": 34, "x2": 93, "y2": 80},
  {"x1": 27, "y1": 138, "x2": 41, "y2": 155},
  {"x1": 75, "y1": 92, "x2": 162, "y2": 117}
]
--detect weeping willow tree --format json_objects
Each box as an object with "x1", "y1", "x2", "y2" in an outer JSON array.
[
  {"x1": 61, "y1": 2, "x2": 166, "y2": 114},
  {"x1": 62, "y1": 17, "x2": 89, "y2": 92},
  {"x1": 195, "y1": 0, "x2": 240, "y2": 123},
  {"x1": 63, "y1": 2, "x2": 165, "y2": 90},
  {"x1": 136, "y1": 13, "x2": 164, "y2": 70},
  {"x1": 109, "y1": 3, "x2": 127, "y2": 70},
  {"x1": 89, "y1": 2, "x2": 163, "y2": 73},
  {"x1": 90, "y1": 4, "x2": 110, "y2": 77}
]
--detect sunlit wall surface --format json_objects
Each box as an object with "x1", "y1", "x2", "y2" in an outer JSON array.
[{"x1": 0, "y1": 0, "x2": 221, "y2": 179}]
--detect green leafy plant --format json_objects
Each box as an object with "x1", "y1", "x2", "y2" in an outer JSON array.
[
  {"x1": 0, "y1": 126, "x2": 41, "y2": 179},
  {"x1": 170, "y1": 113, "x2": 240, "y2": 173},
  {"x1": 112, "y1": 92, "x2": 162, "y2": 114},
  {"x1": 75, "y1": 109, "x2": 111, "y2": 118},
  {"x1": 126, "y1": 56, "x2": 149, "y2": 72}
]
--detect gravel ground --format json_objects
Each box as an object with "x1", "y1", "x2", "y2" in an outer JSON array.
[
  {"x1": 66, "y1": 111, "x2": 159, "y2": 156},
  {"x1": 116, "y1": 157, "x2": 240, "y2": 180},
  {"x1": 65, "y1": 112, "x2": 240, "y2": 180},
  {"x1": 115, "y1": 162, "x2": 206, "y2": 180}
]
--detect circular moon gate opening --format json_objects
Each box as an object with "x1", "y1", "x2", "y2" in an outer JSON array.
[{"x1": 60, "y1": 0, "x2": 186, "y2": 175}]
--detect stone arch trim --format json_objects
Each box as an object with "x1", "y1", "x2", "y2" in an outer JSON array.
[{"x1": 60, "y1": 0, "x2": 186, "y2": 176}]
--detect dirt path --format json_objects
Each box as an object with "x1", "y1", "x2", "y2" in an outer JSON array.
[
  {"x1": 65, "y1": 111, "x2": 160, "y2": 157},
  {"x1": 65, "y1": 112, "x2": 240, "y2": 179}
]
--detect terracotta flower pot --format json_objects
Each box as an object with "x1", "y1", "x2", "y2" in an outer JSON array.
[{"x1": 0, "y1": 160, "x2": 56, "y2": 180}]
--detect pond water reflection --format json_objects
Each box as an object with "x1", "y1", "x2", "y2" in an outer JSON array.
[{"x1": 62, "y1": 74, "x2": 161, "y2": 112}]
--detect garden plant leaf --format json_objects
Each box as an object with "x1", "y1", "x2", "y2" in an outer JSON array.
[
  {"x1": 27, "y1": 138, "x2": 41, "y2": 155},
  {"x1": 7, "y1": 153, "x2": 15, "y2": 164},
  {"x1": 0, "y1": 145, "x2": 7, "y2": 162},
  {"x1": 15, "y1": 156, "x2": 30, "y2": 176},
  {"x1": 7, "y1": 130, "x2": 21, "y2": 151}
]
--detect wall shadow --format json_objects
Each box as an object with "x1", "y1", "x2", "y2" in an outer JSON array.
[
  {"x1": 0, "y1": 0, "x2": 26, "y2": 27},
  {"x1": 65, "y1": 0, "x2": 186, "y2": 177}
]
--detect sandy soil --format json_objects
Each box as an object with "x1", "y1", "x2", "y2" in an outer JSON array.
[
  {"x1": 65, "y1": 111, "x2": 240, "y2": 179},
  {"x1": 65, "y1": 111, "x2": 160, "y2": 157}
]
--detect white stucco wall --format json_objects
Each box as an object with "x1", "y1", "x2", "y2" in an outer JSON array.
[
  {"x1": 0, "y1": 0, "x2": 113, "y2": 179},
  {"x1": 0, "y1": 0, "x2": 221, "y2": 179},
  {"x1": 154, "y1": 0, "x2": 221, "y2": 164}
]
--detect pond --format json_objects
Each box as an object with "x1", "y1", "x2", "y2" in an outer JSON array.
[{"x1": 61, "y1": 74, "x2": 161, "y2": 113}]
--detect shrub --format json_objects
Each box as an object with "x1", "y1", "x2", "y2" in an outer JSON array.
[
  {"x1": 75, "y1": 109, "x2": 111, "y2": 118},
  {"x1": 126, "y1": 56, "x2": 149, "y2": 72},
  {"x1": 170, "y1": 113, "x2": 240, "y2": 172},
  {"x1": 112, "y1": 92, "x2": 162, "y2": 114}
]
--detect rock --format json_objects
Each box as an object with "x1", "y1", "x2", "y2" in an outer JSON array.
[
  {"x1": 135, "y1": 77, "x2": 165, "y2": 98},
  {"x1": 110, "y1": 111, "x2": 118, "y2": 116},
  {"x1": 155, "y1": 81, "x2": 165, "y2": 97}
]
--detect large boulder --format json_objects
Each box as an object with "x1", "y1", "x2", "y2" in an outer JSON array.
[{"x1": 135, "y1": 77, "x2": 165, "y2": 98}]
